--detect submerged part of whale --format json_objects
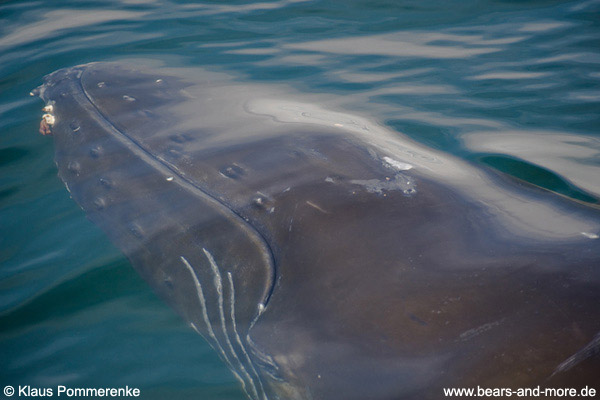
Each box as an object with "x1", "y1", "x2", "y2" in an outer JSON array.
[{"x1": 34, "y1": 63, "x2": 600, "y2": 399}]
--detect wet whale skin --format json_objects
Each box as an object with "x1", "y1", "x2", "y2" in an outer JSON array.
[{"x1": 36, "y1": 63, "x2": 600, "y2": 400}]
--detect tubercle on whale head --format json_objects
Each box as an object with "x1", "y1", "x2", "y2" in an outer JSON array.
[
  {"x1": 32, "y1": 65, "x2": 90, "y2": 136},
  {"x1": 32, "y1": 85, "x2": 56, "y2": 136},
  {"x1": 39, "y1": 113, "x2": 55, "y2": 136}
]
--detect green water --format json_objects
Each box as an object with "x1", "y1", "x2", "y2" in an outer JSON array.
[{"x1": 1, "y1": 0, "x2": 599, "y2": 399}]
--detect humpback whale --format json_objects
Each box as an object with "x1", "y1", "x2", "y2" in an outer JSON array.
[{"x1": 33, "y1": 62, "x2": 600, "y2": 399}]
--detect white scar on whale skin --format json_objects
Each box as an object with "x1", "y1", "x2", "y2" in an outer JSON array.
[
  {"x1": 383, "y1": 156, "x2": 413, "y2": 171},
  {"x1": 179, "y1": 256, "x2": 248, "y2": 396},
  {"x1": 203, "y1": 248, "x2": 262, "y2": 400},
  {"x1": 227, "y1": 271, "x2": 268, "y2": 400}
]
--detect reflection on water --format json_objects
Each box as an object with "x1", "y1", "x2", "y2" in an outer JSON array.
[
  {"x1": 0, "y1": 10, "x2": 149, "y2": 49},
  {"x1": 1, "y1": 0, "x2": 599, "y2": 399},
  {"x1": 463, "y1": 130, "x2": 600, "y2": 199},
  {"x1": 285, "y1": 32, "x2": 505, "y2": 58}
]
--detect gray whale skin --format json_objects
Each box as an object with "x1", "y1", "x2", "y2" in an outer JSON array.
[{"x1": 34, "y1": 62, "x2": 600, "y2": 400}]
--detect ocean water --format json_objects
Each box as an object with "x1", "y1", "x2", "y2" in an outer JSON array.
[{"x1": 1, "y1": 0, "x2": 599, "y2": 399}]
